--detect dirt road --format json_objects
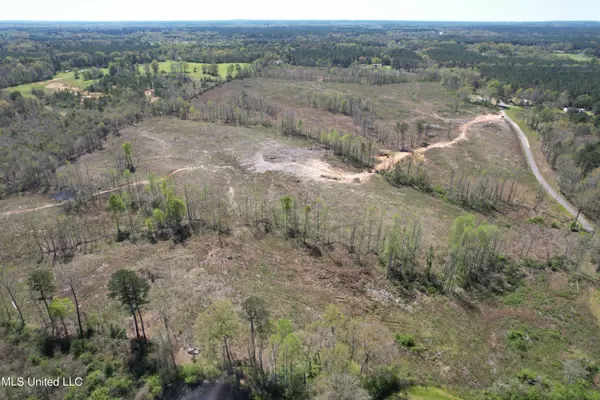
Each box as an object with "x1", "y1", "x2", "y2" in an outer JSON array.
[
  {"x1": 0, "y1": 166, "x2": 201, "y2": 217},
  {"x1": 1, "y1": 114, "x2": 507, "y2": 217},
  {"x1": 502, "y1": 110, "x2": 594, "y2": 232},
  {"x1": 374, "y1": 114, "x2": 501, "y2": 171}
]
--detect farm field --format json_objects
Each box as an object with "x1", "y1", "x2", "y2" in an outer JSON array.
[
  {"x1": 551, "y1": 52, "x2": 596, "y2": 62},
  {"x1": 138, "y1": 61, "x2": 250, "y2": 79},
  {"x1": 4, "y1": 70, "x2": 107, "y2": 95},
  {"x1": 4, "y1": 62, "x2": 249, "y2": 96}
]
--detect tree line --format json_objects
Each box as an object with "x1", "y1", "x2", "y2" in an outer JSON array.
[
  {"x1": 385, "y1": 159, "x2": 520, "y2": 214},
  {"x1": 521, "y1": 108, "x2": 600, "y2": 225},
  {"x1": 0, "y1": 56, "x2": 263, "y2": 197}
]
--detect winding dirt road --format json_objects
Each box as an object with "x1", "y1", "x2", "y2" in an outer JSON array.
[
  {"x1": 0, "y1": 166, "x2": 201, "y2": 217},
  {"x1": 502, "y1": 110, "x2": 594, "y2": 232},
  {"x1": 0, "y1": 114, "x2": 514, "y2": 217},
  {"x1": 374, "y1": 114, "x2": 500, "y2": 171}
]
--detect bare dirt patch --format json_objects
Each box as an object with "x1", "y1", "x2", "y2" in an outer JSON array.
[
  {"x1": 44, "y1": 79, "x2": 104, "y2": 99},
  {"x1": 45, "y1": 80, "x2": 77, "y2": 91},
  {"x1": 249, "y1": 146, "x2": 372, "y2": 183},
  {"x1": 1, "y1": 113, "x2": 506, "y2": 218}
]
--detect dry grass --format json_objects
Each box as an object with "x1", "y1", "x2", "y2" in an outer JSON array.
[{"x1": 193, "y1": 78, "x2": 489, "y2": 142}]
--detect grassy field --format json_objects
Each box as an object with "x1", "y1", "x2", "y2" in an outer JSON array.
[
  {"x1": 551, "y1": 52, "x2": 596, "y2": 62},
  {"x1": 408, "y1": 387, "x2": 462, "y2": 400},
  {"x1": 3, "y1": 62, "x2": 248, "y2": 96},
  {"x1": 140, "y1": 61, "x2": 249, "y2": 79},
  {"x1": 4, "y1": 70, "x2": 106, "y2": 95},
  {"x1": 192, "y1": 78, "x2": 490, "y2": 145}
]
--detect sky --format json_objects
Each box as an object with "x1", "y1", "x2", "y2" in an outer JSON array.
[{"x1": 1, "y1": 0, "x2": 600, "y2": 22}]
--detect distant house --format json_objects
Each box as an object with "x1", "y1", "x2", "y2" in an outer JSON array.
[
  {"x1": 272, "y1": 60, "x2": 284, "y2": 66},
  {"x1": 564, "y1": 107, "x2": 587, "y2": 114},
  {"x1": 372, "y1": 63, "x2": 382, "y2": 67}
]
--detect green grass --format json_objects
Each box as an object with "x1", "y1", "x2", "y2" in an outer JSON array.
[
  {"x1": 58, "y1": 70, "x2": 107, "y2": 88},
  {"x1": 3, "y1": 70, "x2": 106, "y2": 96},
  {"x1": 551, "y1": 53, "x2": 595, "y2": 62},
  {"x1": 503, "y1": 289, "x2": 526, "y2": 306},
  {"x1": 408, "y1": 387, "x2": 461, "y2": 400},
  {"x1": 525, "y1": 216, "x2": 545, "y2": 226},
  {"x1": 505, "y1": 108, "x2": 537, "y2": 142},
  {"x1": 140, "y1": 61, "x2": 249, "y2": 79},
  {"x1": 4, "y1": 62, "x2": 247, "y2": 96},
  {"x1": 4, "y1": 81, "x2": 46, "y2": 95}
]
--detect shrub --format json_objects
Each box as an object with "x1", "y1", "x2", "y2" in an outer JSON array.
[
  {"x1": 79, "y1": 351, "x2": 94, "y2": 365},
  {"x1": 517, "y1": 368, "x2": 539, "y2": 384},
  {"x1": 178, "y1": 363, "x2": 220, "y2": 385},
  {"x1": 362, "y1": 365, "x2": 414, "y2": 400},
  {"x1": 88, "y1": 387, "x2": 118, "y2": 400},
  {"x1": 104, "y1": 361, "x2": 118, "y2": 378},
  {"x1": 394, "y1": 333, "x2": 416, "y2": 349},
  {"x1": 63, "y1": 385, "x2": 88, "y2": 400},
  {"x1": 108, "y1": 324, "x2": 126, "y2": 340},
  {"x1": 570, "y1": 220, "x2": 580, "y2": 232},
  {"x1": 145, "y1": 375, "x2": 163, "y2": 399},
  {"x1": 86, "y1": 357, "x2": 105, "y2": 375},
  {"x1": 503, "y1": 291, "x2": 525, "y2": 306},
  {"x1": 27, "y1": 354, "x2": 46, "y2": 366},
  {"x1": 71, "y1": 339, "x2": 93, "y2": 357},
  {"x1": 522, "y1": 256, "x2": 566, "y2": 271},
  {"x1": 105, "y1": 376, "x2": 133, "y2": 397},
  {"x1": 86, "y1": 370, "x2": 106, "y2": 390},
  {"x1": 551, "y1": 221, "x2": 560, "y2": 229},
  {"x1": 526, "y1": 216, "x2": 545, "y2": 226},
  {"x1": 506, "y1": 329, "x2": 530, "y2": 352}
]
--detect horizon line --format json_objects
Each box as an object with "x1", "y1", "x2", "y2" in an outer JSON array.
[{"x1": 1, "y1": 19, "x2": 600, "y2": 23}]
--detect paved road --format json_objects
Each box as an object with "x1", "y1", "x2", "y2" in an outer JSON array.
[{"x1": 501, "y1": 110, "x2": 594, "y2": 232}]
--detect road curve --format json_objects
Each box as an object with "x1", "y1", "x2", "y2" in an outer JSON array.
[{"x1": 501, "y1": 110, "x2": 594, "y2": 232}]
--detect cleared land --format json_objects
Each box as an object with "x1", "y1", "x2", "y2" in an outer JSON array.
[
  {"x1": 140, "y1": 61, "x2": 250, "y2": 79},
  {"x1": 4, "y1": 70, "x2": 106, "y2": 95},
  {"x1": 551, "y1": 52, "x2": 596, "y2": 62},
  {"x1": 1, "y1": 79, "x2": 598, "y2": 398},
  {"x1": 194, "y1": 78, "x2": 489, "y2": 137}
]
